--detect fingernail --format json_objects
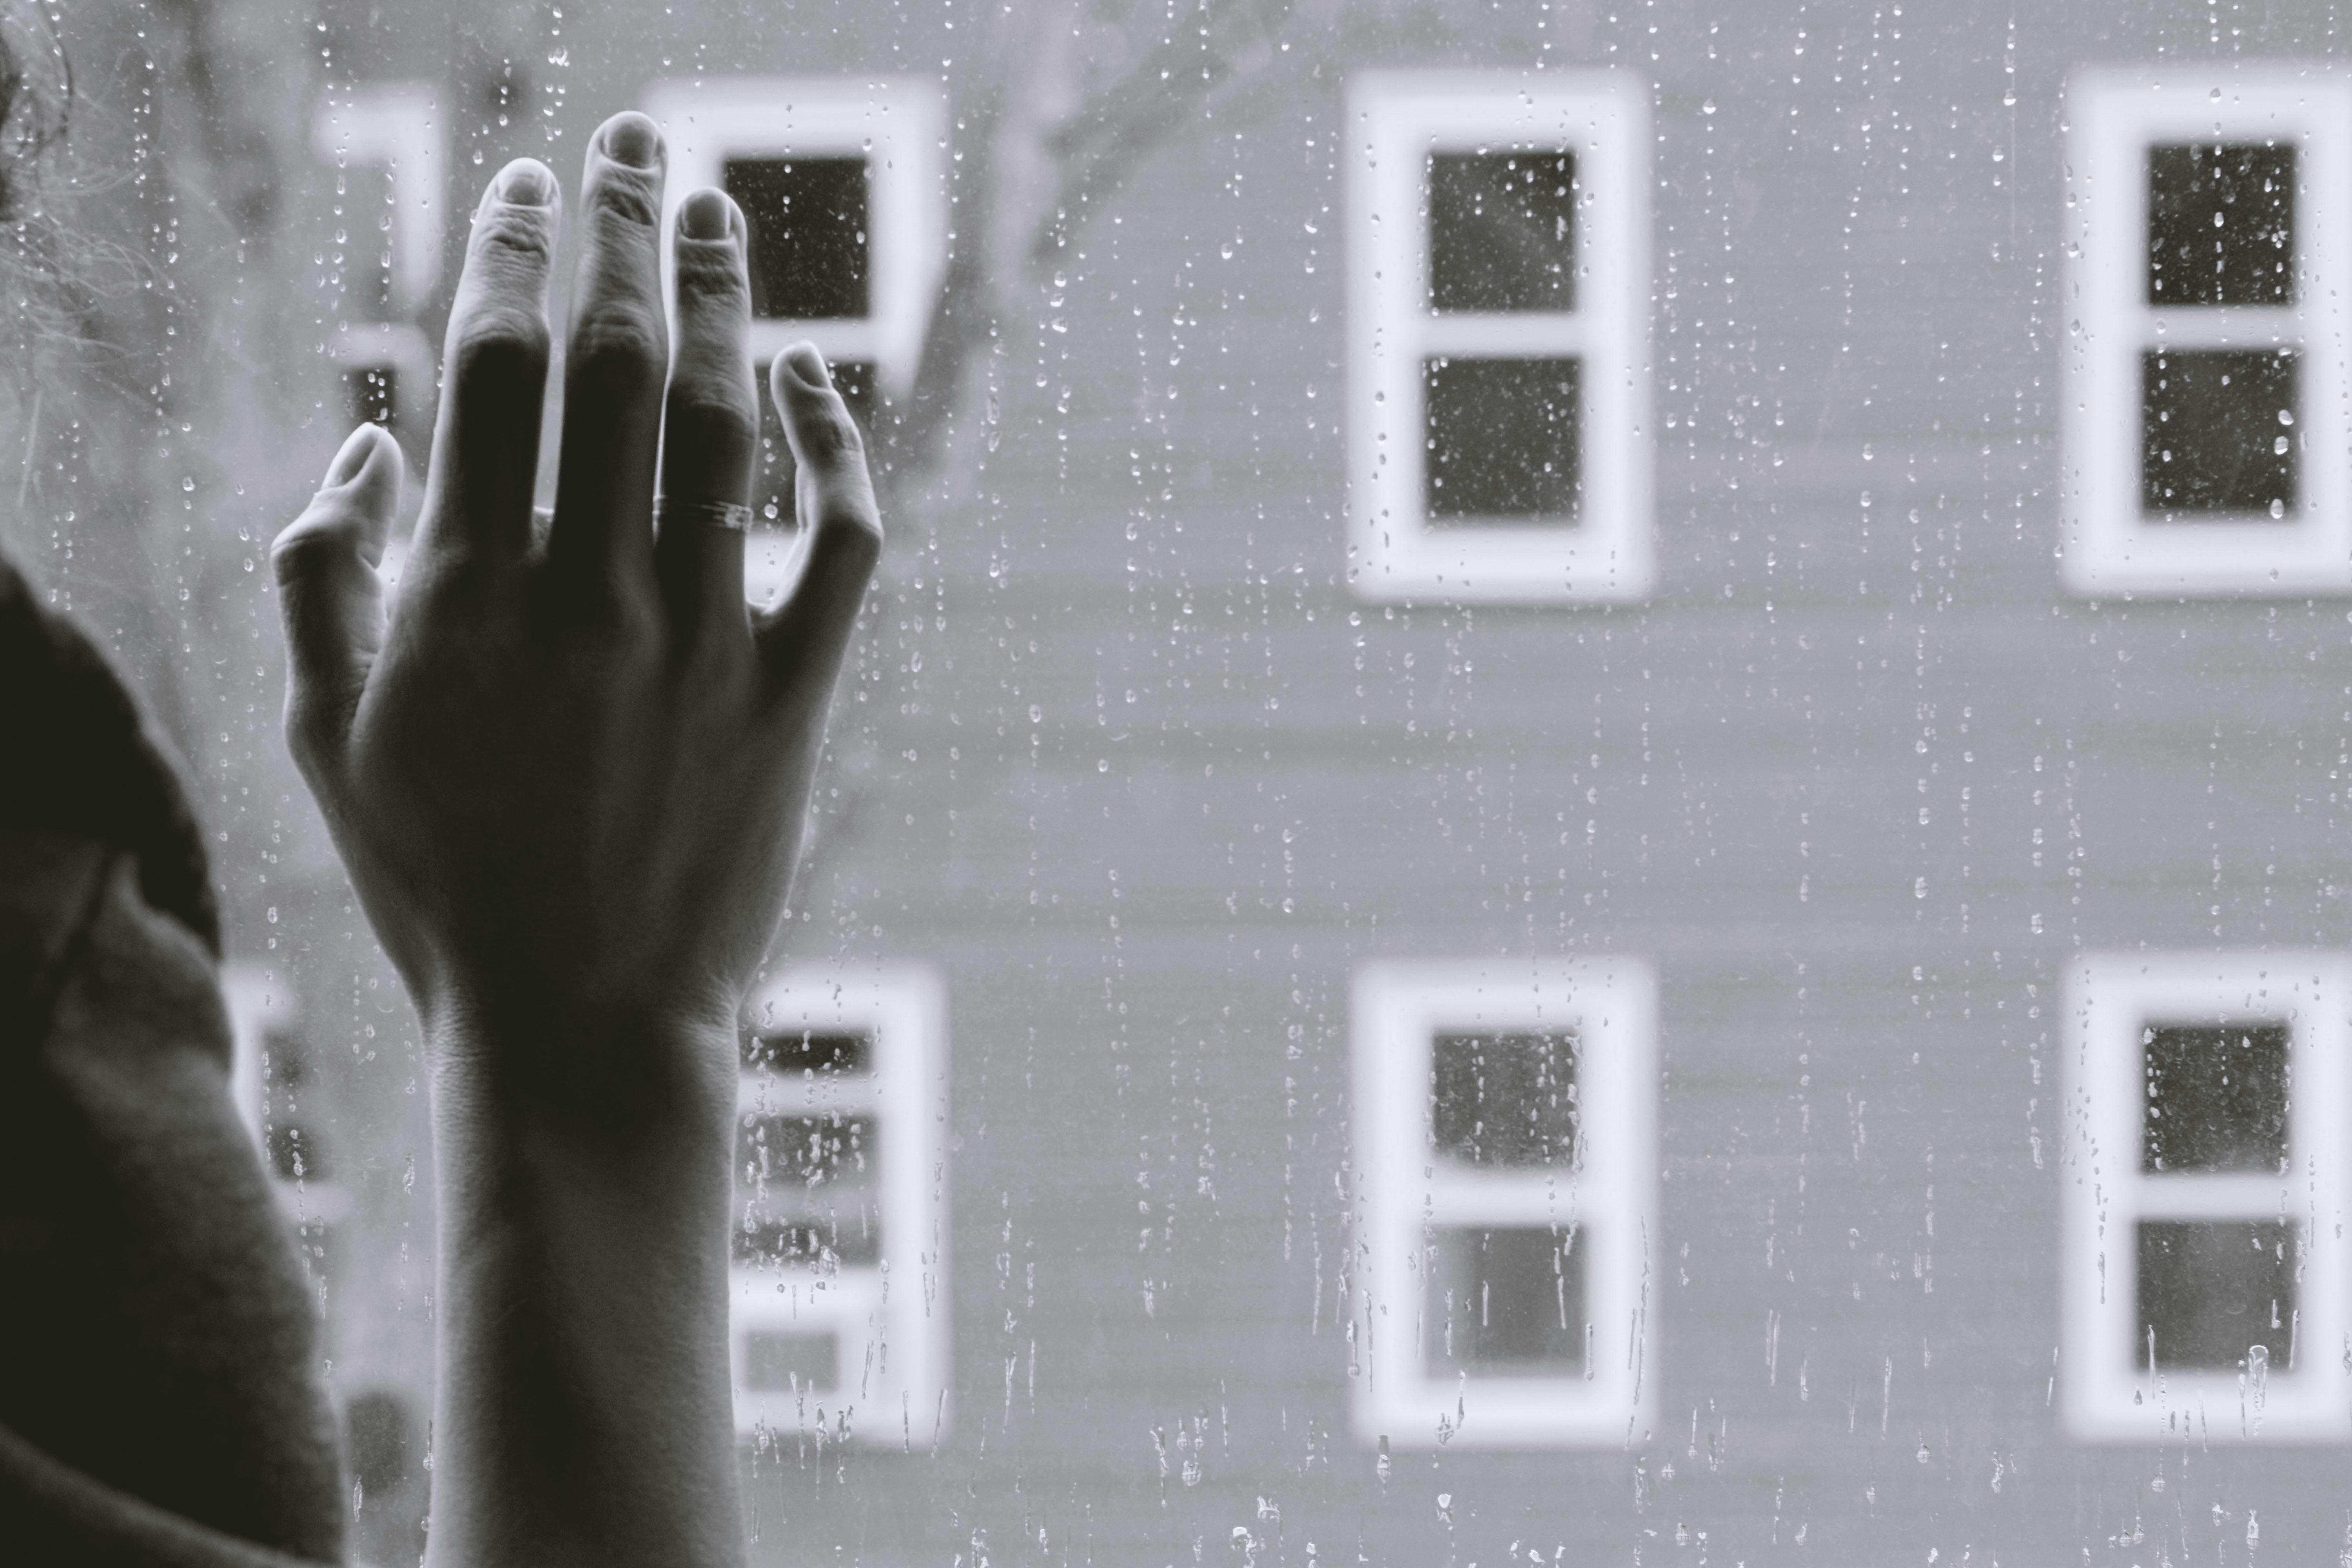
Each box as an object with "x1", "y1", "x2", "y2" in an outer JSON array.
[
  {"x1": 323, "y1": 424, "x2": 378, "y2": 486},
  {"x1": 679, "y1": 188, "x2": 734, "y2": 240},
  {"x1": 601, "y1": 113, "x2": 661, "y2": 170},
  {"x1": 784, "y1": 342, "x2": 830, "y2": 388},
  {"x1": 496, "y1": 159, "x2": 554, "y2": 207}
]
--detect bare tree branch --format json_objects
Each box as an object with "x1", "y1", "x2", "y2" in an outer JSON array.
[{"x1": 874, "y1": 0, "x2": 1299, "y2": 494}]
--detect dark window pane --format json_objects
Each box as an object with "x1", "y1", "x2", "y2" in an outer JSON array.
[
  {"x1": 2137, "y1": 1220, "x2": 2295, "y2": 1372},
  {"x1": 742, "y1": 1329, "x2": 837, "y2": 1391},
  {"x1": 750, "y1": 360, "x2": 874, "y2": 528},
  {"x1": 1424, "y1": 356, "x2": 1580, "y2": 522},
  {"x1": 263, "y1": 1030, "x2": 327, "y2": 1181},
  {"x1": 1426, "y1": 1225, "x2": 1583, "y2": 1376},
  {"x1": 733, "y1": 1211, "x2": 881, "y2": 1268},
  {"x1": 2142, "y1": 1022, "x2": 2290, "y2": 1174},
  {"x1": 2140, "y1": 348, "x2": 2296, "y2": 519},
  {"x1": 1429, "y1": 151, "x2": 1575, "y2": 313},
  {"x1": 737, "y1": 1111, "x2": 875, "y2": 1187},
  {"x1": 742, "y1": 1022, "x2": 875, "y2": 1074},
  {"x1": 2147, "y1": 143, "x2": 2295, "y2": 307},
  {"x1": 266, "y1": 1123, "x2": 326, "y2": 1183},
  {"x1": 724, "y1": 156, "x2": 868, "y2": 319},
  {"x1": 343, "y1": 363, "x2": 396, "y2": 431},
  {"x1": 1431, "y1": 1031, "x2": 1578, "y2": 1167}
]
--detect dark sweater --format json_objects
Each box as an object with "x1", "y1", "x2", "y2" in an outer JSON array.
[{"x1": 0, "y1": 551, "x2": 344, "y2": 1564}]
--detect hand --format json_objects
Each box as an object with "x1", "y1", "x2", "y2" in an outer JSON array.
[
  {"x1": 271, "y1": 115, "x2": 878, "y2": 1111},
  {"x1": 268, "y1": 113, "x2": 880, "y2": 1567}
]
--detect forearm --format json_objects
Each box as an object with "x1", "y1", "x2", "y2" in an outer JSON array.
[{"x1": 424, "y1": 1018, "x2": 744, "y2": 1568}]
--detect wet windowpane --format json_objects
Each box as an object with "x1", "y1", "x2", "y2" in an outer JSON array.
[
  {"x1": 1431, "y1": 1031, "x2": 1578, "y2": 1167},
  {"x1": 742, "y1": 1329, "x2": 837, "y2": 1392},
  {"x1": 263, "y1": 1030, "x2": 327, "y2": 1183},
  {"x1": 2141, "y1": 1022, "x2": 2290, "y2": 1174},
  {"x1": 735, "y1": 1112, "x2": 879, "y2": 1266},
  {"x1": 1426, "y1": 1226, "x2": 1583, "y2": 1375},
  {"x1": 1428, "y1": 151, "x2": 1576, "y2": 313},
  {"x1": 265, "y1": 1123, "x2": 320, "y2": 1183},
  {"x1": 751, "y1": 359, "x2": 873, "y2": 528},
  {"x1": 1424, "y1": 356, "x2": 1580, "y2": 521},
  {"x1": 738, "y1": 1111, "x2": 875, "y2": 1187},
  {"x1": 733, "y1": 1211, "x2": 881, "y2": 1268},
  {"x1": 2136, "y1": 1220, "x2": 2296, "y2": 1372},
  {"x1": 343, "y1": 163, "x2": 398, "y2": 321},
  {"x1": 2146, "y1": 143, "x2": 2295, "y2": 307},
  {"x1": 343, "y1": 363, "x2": 396, "y2": 432},
  {"x1": 724, "y1": 156, "x2": 868, "y2": 320},
  {"x1": 341, "y1": 1388, "x2": 419, "y2": 1501},
  {"x1": 2139, "y1": 348, "x2": 2296, "y2": 518},
  {"x1": 742, "y1": 1023, "x2": 875, "y2": 1075}
]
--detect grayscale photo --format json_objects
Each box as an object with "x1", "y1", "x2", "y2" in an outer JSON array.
[{"x1": 0, "y1": 0, "x2": 2342, "y2": 1563}]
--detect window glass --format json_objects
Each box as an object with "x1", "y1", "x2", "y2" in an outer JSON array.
[
  {"x1": 341, "y1": 362, "x2": 397, "y2": 432},
  {"x1": 2137, "y1": 1220, "x2": 2296, "y2": 1372},
  {"x1": 43, "y1": 8, "x2": 2352, "y2": 1565},
  {"x1": 725, "y1": 155, "x2": 870, "y2": 320},
  {"x1": 1422, "y1": 355, "x2": 1581, "y2": 522},
  {"x1": 2142, "y1": 1022, "x2": 2290, "y2": 1173},
  {"x1": 1430, "y1": 1029, "x2": 1579, "y2": 1166},
  {"x1": 2140, "y1": 347, "x2": 2298, "y2": 518},
  {"x1": 1428, "y1": 151, "x2": 1576, "y2": 313},
  {"x1": 2146, "y1": 143, "x2": 2296, "y2": 306},
  {"x1": 1426, "y1": 1225, "x2": 1584, "y2": 1374}
]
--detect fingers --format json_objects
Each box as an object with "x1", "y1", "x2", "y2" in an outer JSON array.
[
  {"x1": 272, "y1": 423, "x2": 403, "y2": 767},
  {"x1": 754, "y1": 345, "x2": 883, "y2": 707},
  {"x1": 416, "y1": 159, "x2": 559, "y2": 563},
  {"x1": 653, "y1": 188, "x2": 756, "y2": 642},
  {"x1": 546, "y1": 112, "x2": 670, "y2": 594}
]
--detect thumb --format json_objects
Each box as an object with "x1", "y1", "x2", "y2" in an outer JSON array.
[{"x1": 272, "y1": 423, "x2": 402, "y2": 765}]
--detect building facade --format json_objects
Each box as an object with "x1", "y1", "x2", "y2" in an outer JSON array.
[{"x1": 22, "y1": 0, "x2": 2352, "y2": 1563}]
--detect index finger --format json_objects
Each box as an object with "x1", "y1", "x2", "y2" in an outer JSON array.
[{"x1": 414, "y1": 159, "x2": 562, "y2": 565}]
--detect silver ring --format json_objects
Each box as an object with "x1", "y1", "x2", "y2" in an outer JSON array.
[
  {"x1": 532, "y1": 505, "x2": 555, "y2": 530},
  {"x1": 655, "y1": 497, "x2": 755, "y2": 533}
]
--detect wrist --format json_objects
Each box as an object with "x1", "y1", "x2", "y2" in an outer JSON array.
[{"x1": 421, "y1": 994, "x2": 741, "y2": 1150}]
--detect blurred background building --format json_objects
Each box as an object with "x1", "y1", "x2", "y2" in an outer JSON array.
[{"x1": 15, "y1": 0, "x2": 2352, "y2": 1563}]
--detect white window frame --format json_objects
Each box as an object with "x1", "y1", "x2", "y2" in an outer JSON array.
[
  {"x1": 2061, "y1": 66, "x2": 2352, "y2": 596},
  {"x1": 310, "y1": 83, "x2": 447, "y2": 317},
  {"x1": 1346, "y1": 70, "x2": 1651, "y2": 606},
  {"x1": 2062, "y1": 951, "x2": 2352, "y2": 1443},
  {"x1": 643, "y1": 75, "x2": 947, "y2": 403},
  {"x1": 1352, "y1": 958, "x2": 1657, "y2": 1448},
  {"x1": 732, "y1": 964, "x2": 949, "y2": 1447}
]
